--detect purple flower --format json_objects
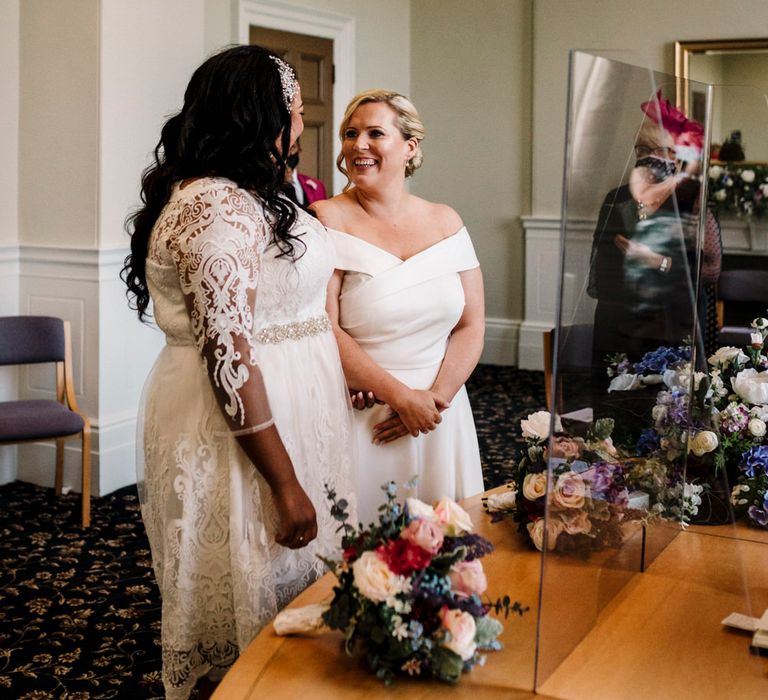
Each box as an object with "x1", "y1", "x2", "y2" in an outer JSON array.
[
  {"x1": 747, "y1": 505, "x2": 768, "y2": 527},
  {"x1": 720, "y1": 403, "x2": 750, "y2": 434},
  {"x1": 739, "y1": 445, "x2": 768, "y2": 478}
]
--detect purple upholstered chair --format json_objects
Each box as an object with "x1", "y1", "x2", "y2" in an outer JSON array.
[{"x1": 0, "y1": 316, "x2": 92, "y2": 526}]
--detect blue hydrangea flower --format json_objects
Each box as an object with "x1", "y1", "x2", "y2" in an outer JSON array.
[
  {"x1": 739, "y1": 445, "x2": 768, "y2": 478},
  {"x1": 636, "y1": 428, "x2": 661, "y2": 455}
]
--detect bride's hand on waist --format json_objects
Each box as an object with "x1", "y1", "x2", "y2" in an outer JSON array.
[
  {"x1": 372, "y1": 412, "x2": 410, "y2": 444},
  {"x1": 389, "y1": 389, "x2": 443, "y2": 437}
]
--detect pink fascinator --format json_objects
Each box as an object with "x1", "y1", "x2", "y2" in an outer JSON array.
[
  {"x1": 641, "y1": 89, "x2": 703, "y2": 138},
  {"x1": 641, "y1": 88, "x2": 704, "y2": 159}
]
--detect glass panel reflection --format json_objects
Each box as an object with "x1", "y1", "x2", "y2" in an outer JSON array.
[{"x1": 531, "y1": 52, "x2": 768, "y2": 698}]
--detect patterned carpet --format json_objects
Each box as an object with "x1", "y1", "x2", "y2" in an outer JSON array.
[{"x1": 0, "y1": 365, "x2": 545, "y2": 699}]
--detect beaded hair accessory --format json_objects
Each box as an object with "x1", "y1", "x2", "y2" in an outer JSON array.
[{"x1": 269, "y1": 55, "x2": 299, "y2": 111}]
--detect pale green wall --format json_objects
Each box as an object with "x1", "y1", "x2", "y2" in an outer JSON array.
[
  {"x1": 411, "y1": 0, "x2": 532, "y2": 321},
  {"x1": 0, "y1": 0, "x2": 19, "y2": 246},
  {"x1": 19, "y1": 0, "x2": 100, "y2": 248}
]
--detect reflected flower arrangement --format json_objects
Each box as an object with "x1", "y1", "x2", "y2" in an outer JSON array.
[
  {"x1": 609, "y1": 316, "x2": 768, "y2": 529},
  {"x1": 494, "y1": 413, "x2": 664, "y2": 554},
  {"x1": 708, "y1": 164, "x2": 768, "y2": 220}
]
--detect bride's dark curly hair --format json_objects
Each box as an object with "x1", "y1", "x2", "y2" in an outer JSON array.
[{"x1": 122, "y1": 44, "x2": 304, "y2": 321}]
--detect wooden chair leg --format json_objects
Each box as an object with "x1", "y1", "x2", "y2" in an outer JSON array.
[
  {"x1": 55, "y1": 438, "x2": 65, "y2": 496},
  {"x1": 81, "y1": 423, "x2": 92, "y2": 527}
]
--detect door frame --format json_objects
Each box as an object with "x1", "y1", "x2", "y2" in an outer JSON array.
[{"x1": 239, "y1": 0, "x2": 355, "y2": 195}]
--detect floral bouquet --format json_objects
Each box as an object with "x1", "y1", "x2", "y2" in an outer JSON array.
[
  {"x1": 297, "y1": 483, "x2": 525, "y2": 685},
  {"x1": 606, "y1": 315, "x2": 768, "y2": 527},
  {"x1": 708, "y1": 163, "x2": 768, "y2": 220},
  {"x1": 490, "y1": 411, "x2": 653, "y2": 554}
]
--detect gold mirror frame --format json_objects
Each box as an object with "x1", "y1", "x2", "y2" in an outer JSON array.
[{"x1": 675, "y1": 38, "x2": 768, "y2": 111}]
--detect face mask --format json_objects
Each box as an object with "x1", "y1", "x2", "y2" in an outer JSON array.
[
  {"x1": 286, "y1": 153, "x2": 300, "y2": 170},
  {"x1": 635, "y1": 155, "x2": 677, "y2": 180}
]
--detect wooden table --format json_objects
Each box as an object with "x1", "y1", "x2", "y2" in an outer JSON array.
[{"x1": 213, "y1": 491, "x2": 768, "y2": 700}]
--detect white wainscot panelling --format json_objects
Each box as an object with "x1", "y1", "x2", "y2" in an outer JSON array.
[
  {"x1": 16, "y1": 247, "x2": 99, "y2": 492},
  {"x1": 481, "y1": 317, "x2": 521, "y2": 366},
  {"x1": 519, "y1": 217, "x2": 596, "y2": 370},
  {"x1": 0, "y1": 244, "x2": 20, "y2": 482},
  {"x1": 13, "y1": 245, "x2": 148, "y2": 496}
]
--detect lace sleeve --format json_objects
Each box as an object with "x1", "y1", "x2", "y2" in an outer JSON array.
[{"x1": 168, "y1": 183, "x2": 274, "y2": 435}]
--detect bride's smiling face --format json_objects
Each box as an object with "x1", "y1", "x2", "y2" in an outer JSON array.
[{"x1": 342, "y1": 102, "x2": 416, "y2": 188}]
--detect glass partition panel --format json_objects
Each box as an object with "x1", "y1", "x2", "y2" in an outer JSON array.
[{"x1": 532, "y1": 52, "x2": 768, "y2": 698}]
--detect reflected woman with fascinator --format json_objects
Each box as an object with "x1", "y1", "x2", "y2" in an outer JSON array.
[{"x1": 588, "y1": 90, "x2": 721, "y2": 437}]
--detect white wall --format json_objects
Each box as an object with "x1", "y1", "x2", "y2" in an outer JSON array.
[
  {"x1": 0, "y1": 0, "x2": 20, "y2": 483},
  {"x1": 0, "y1": 0, "x2": 19, "y2": 249},
  {"x1": 97, "y1": 0, "x2": 205, "y2": 494},
  {"x1": 411, "y1": 0, "x2": 532, "y2": 365}
]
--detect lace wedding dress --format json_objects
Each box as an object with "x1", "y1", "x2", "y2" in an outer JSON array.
[
  {"x1": 329, "y1": 226, "x2": 484, "y2": 525},
  {"x1": 139, "y1": 177, "x2": 354, "y2": 700}
]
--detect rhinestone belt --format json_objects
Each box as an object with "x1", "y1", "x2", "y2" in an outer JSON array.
[{"x1": 254, "y1": 314, "x2": 332, "y2": 344}]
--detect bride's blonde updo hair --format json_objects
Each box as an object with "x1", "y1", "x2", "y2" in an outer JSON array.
[{"x1": 337, "y1": 89, "x2": 425, "y2": 189}]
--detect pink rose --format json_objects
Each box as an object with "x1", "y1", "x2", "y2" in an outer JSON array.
[
  {"x1": 449, "y1": 559, "x2": 487, "y2": 597},
  {"x1": 549, "y1": 436, "x2": 584, "y2": 460},
  {"x1": 434, "y1": 498, "x2": 474, "y2": 535},
  {"x1": 551, "y1": 471, "x2": 587, "y2": 509},
  {"x1": 401, "y1": 518, "x2": 444, "y2": 555},
  {"x1": 439, "y1": 607, "x2": 477, "y2": 660},
  {"x1": 526, "y1": 517, "x2": 564, "y2": 551},
  {"x1": 558, "y1": 508, "x2": 592, "y2": 535}
]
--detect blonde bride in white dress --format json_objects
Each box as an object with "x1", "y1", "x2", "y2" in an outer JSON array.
[{"x1": 312, "y1": 90, "x2": 485, "y2": 525}]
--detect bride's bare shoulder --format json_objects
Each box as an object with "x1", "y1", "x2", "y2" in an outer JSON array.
[
  {"x1": 310, "y1": 191, "x2": 357, "y2": 229},
  {"x1": 413, "y1": 197, "x2": 464, "y2": 235}
]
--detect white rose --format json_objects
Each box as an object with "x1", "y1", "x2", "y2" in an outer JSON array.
[
  {"x1": 352, "y1": 551, "x2": 408, "y2": 602},
  {"x1": 714, "y1": 189, "x2": 727, "y2": 201},
  {"x1": 750, "y1": 405, "x2": 768, "y2": 421},
  {"x1": 748, "y1": 418, "x2": 767, "y2": 437},
  {"x1": 608, "y1": 374, "x2": 643, "y2": 392},
  {"x1": 520, "y1": 411, "x2": 562, "y2": 439},
  {"x1": 652, "y1": 404, "x2": 668, "y2": 422},
  {"x1": 708, "y1": 346, "x2": 749, "y2": 367},
  {"x1": 440, "y1": 608, "x2": 477, "y2": 660},
  {"x1": 405, "y1": 497, "x2": 438, "y2": 522},
  {"x1": 434, "y1": 498, "x2": 474, "y2": 535},
  {"x1": 732, "y1": 368, "x2": 768, "y2": 405},
  {"x1": 689, "y1": 430, "x2": 719, "y2": 457},
  {"x1": 526, "y1": 517, "x2": 564, "y2": 552},
  {"x1": 741, "y1": 169, "x2": 756, "y2": 183},
  {"x1": 709, "y1": 165, "x2": 724, "y2": 179},
  {"x1": 522, "y1": 472, "x2": 548, "y2": 500}
]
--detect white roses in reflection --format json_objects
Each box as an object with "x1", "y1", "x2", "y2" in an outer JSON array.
[{"x1": 520, "y1": 411, "x2": 562, "y2": 440}]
